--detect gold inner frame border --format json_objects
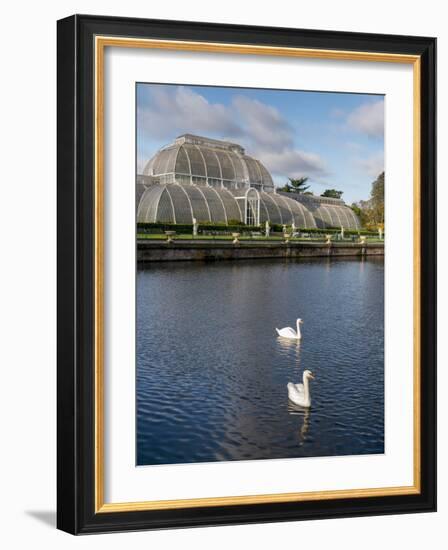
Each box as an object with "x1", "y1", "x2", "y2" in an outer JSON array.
[{"x1": 94, "y1": 36, "x2": 421, "y2": 513}]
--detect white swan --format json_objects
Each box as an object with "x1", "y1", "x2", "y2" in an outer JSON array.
[
  {"x1": 287, "y1": 370, "x2": 315, "y2": 408},
  {"x1": 276, "y1": 318, "x2": 303, "y2": 340}
]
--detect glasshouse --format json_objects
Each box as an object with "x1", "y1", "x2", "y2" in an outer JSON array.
[{"x1": 137, "y1": 134, "x2": 360, "y2": 229}]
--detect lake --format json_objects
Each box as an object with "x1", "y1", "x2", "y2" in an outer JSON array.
[{"x1": 137, "y1": 257, "x2": 384, "y2": 465}]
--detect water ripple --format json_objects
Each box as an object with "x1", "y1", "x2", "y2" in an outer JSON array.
[{"x1": 137, "y1": 258, "x2": 384, "y2": 465}]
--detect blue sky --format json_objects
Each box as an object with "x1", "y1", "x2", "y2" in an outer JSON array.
[{"x1": 137, "y1": 83, "x2": 384, "y2": 204}]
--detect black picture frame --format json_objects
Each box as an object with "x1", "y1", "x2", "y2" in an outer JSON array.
[{"x1": 57, "y1": 14, "x2": 436, "y2": 534}]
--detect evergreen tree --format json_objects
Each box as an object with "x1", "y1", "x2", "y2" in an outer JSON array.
[{"x1": 277, "y1": 177, "x2": 310, "y2": 193}]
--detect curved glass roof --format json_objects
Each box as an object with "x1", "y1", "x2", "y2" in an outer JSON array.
[
  {"x1": 139, "y1": 136, "x2": 361, "y2": 230},
  {"x1": 137, "y1": 183, "x2": 322, "y2": 227},
  {"x1": 138, "y1": 183, "x2": 360, "y2": 229},
  {"x1": 282, "y1": 193, "x2": 361, "y2": 230},
  {"x1": 311, "y1": 202, "x2": 360, "y2": 229},
  {"x1": 143, "y1": 134, "x2": 274, "y2": 192}
]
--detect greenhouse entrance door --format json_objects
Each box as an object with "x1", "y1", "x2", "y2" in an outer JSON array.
[{"x1": 245, "y1": 188, "x2": 260, "y2": 226}]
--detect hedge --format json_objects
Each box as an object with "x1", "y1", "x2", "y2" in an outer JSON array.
[
  {"x1": 136, "y1": 222, "x2": 382, "y2": 237},
  {"x1": 137, "y1": 222, "x2": 262, "y2": 234}
]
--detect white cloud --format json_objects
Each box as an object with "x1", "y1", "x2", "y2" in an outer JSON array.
[
  {"x1": 261, "y1": 149, "x2": 328, "y2": 179},
  {"x1": 347, "y1": 100, "x2": 384, "y2": 138},
  {"x1": 355, "y1": 152, "x2": 384, "y2": 178},
  {"x1": 137, "y1": 86, "x2": 241, "y2": 140},
  {"x1": 138, "y1": 86, "x2": 328, "y2": 180},
  {"x1": 232, "y1": 96, "x2": 293, "y2": 152}
]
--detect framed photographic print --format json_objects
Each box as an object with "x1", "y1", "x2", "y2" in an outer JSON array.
[{"x1": 57, "y1": 14, "x2": 436, "y2": 534}]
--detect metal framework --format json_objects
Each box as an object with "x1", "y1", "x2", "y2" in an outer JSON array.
[
  {"x1": 143, "y1": 134, "x2": 275, "y2": 192},
  {"x1": 138, "y1": 134, "x2": 361, "y2": 229}
]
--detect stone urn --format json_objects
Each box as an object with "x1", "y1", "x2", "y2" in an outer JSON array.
[
  {"x1": 284, "y1": 233, "x2": 291, "y2": 243},
  {"x1": 164, "y1": 230, "x2": 176, "y2": 243},
  {"x1": 325, "y1": 234, "x2": 332, "y2": 244},
  {"x1": 359, "y1": 235, "x2": 367, "y2": 245},
  {"x1": 232, "y1": 232, "x2": 240, "y2": 244}
]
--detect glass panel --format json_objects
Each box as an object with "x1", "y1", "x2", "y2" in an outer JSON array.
[
  {"x1": 258, "y1": 198, "x2": 270, "y2": 223},
  {"x1": 326, "y1": 206, "x2": 341, "y2": 228},
  {"x1": 208, "y1": 178, "x2": 222, "y2": 189},
  {"x1": 183, "y1": 185, "x2": 210, "y2": 222},
  {"x1": 304, "y1": 204, "x2": 318, "y2": 228},
  {"x1": 271, "y1": 194, "x2": 295, "y2": 224},
  {"x1": 175, "y1": 146, "x2": 190, "y2": 174},
  {"x1": 317, "y1": 206, "x2": 332, "y2": 227},
  {"x1": 142, "y1": 155, "x2": 156, "y2": 176},
  {"x1": 201, "y1": 186, "x2": 227, "y2": 223},
  {"x1": 220, "y1": 189, "x2": 243, "y2": 222},
  {"x1": 161, "y1": 147, "x2": 178, "y2": 174},
  {"x1": 215, "y1": 151, "x2": 235, "y2": 181},
  {"x1": 275, "y1": 195, "x2": 294, "y2": 225},
  {"x1": 175, "y1": 174, "x2": 191, "y2": 185},
  {"x1": 136, "y1": 183, "x2": 147, "y2": 209},
  {"x1": 344, "y1": 206, "x2": 361, "y2": 229},
  {"x1": 137, "y1": 185, "x2": 165, "y2": 223},
  {"x1": 201, "y1": 148, "x2": 221, "y2": 179},
  {"x1": 258, "y1": 162, "x2": 274, "y2": 188},
  {"x1": 159, "y1": 174, "x2": 175, "y2": 184},
  {"x1": 243, "y1": 157, "x2": 262, "y2": 184},
  {"x1": 156, "y1": 188, "x2": 175, "y2": 223},
  {"x1": 166, "y1": 184, "x2": 194, "y2": 223},
  {"x1": 313, "y1": 209, "x2": 326, "y2": 229},
  {"x1": 184, "y1": 145, "x2": 206, "y2": 176},
  {"x1": 274, "y1": 192, "x2": 319, "y2": 228},
  {"x1": 192, "y1": 176, "x2": 207, "y2": 186},
  {"x1": 222, "y1": 180, "x2": 238, "y2": 191},
  {"x1": 230, "y1": 153, "x2": 246, "y2": 182},
  {"x1": 338, "y1": 206, "x2": 351, "y2": 229},
  {"x1": 287, "y1": 199, "x2": 306, "y2": 227},
  {"x1": 260, "y1": 192, "x2": 282, "y2": 224},
  {"x1": 152, "y1": 149, "x2": 172, "y2": 175}
]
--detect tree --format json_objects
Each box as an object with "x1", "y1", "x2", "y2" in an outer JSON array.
[
  {"x1": 350, "y1": 201, "x2": 369, "y2": 228},
  {"x1": 321, "y1": 189, "x2": 343, "y2": 199},
  {"x1": 370, "y1": 172, "x2": 384, "y2": 226},
  {"x1": 277, "y1": 177, "x2": 310, "y2": 194},
  {"x1": 351, "y1": 172, "x2": 385, "y2": 229}
]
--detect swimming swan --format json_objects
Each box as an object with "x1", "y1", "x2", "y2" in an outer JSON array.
[
  {"x1": 276, "y1": 318, "x2": 303, "y2": 340},
  {"x1": 287, "y1": 370, "x2": 315, "y2": 408}
]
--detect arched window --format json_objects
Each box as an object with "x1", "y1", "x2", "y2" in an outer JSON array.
[{"x1": 245, "y1": 188, "x2": 260, "y2": 226}]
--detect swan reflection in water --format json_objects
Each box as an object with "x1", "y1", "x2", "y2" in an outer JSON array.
[
  {"x1": 276, "y1": 330, "x2": 311, "y2": 443},
  {"x1": 277, "y1": 337, "x2": 309, "y2": 442},
  {"x1": 276, "y1": 336, "x2": 302, "y2": 362},
  {"x1": 287, "y1": 404, "x2": 311, "y2": 444}
]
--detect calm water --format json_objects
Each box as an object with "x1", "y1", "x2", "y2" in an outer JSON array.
[{"x1": 137, "y1": 257, "x2": 384, "y2": 466}]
